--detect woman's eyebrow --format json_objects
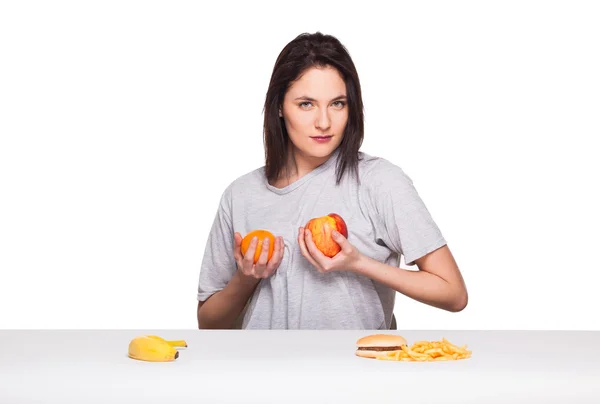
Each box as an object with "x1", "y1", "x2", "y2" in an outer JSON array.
[{"x1": 294, "y1": 95, "x2": 348, "y2": 101}]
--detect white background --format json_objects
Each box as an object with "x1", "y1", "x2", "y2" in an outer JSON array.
[{"x1": 1, "y1": 1, "x2": 598, "y2": 330}]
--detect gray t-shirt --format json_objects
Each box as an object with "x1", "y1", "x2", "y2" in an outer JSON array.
[{"x1": 197, "y1": 149, "x2": 446, "y2": 330}]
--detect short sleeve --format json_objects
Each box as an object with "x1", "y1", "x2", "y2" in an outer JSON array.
[
  {"x1": 365, "y1": 159, "x2": 447, "y2": 266},
  {"x1": 197, "y1": 187, "x2": 237, "y2": 302}
]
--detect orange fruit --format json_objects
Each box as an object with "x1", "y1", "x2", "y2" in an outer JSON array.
[{"x1": 241, "y1": 230, "x2": 275, "y2": 263}]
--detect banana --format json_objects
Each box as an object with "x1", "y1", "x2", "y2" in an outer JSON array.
[
  {"x1": 146, "y1": 335, "x2": 188, "y2": 348},
  {"x1": 128, "y1": 336, "x2": 179, "y2": 362}
]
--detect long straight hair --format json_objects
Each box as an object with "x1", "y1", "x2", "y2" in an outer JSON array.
[{"x1": 263, "y1": 32, "x2": 365, "y2": 185}]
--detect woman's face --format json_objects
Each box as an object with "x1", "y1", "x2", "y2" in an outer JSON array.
[{"x1": 280, "y1": 65, "x2": 348, "y2": 161}]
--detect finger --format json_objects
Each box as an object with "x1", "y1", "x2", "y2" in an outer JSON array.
[
  {"x1": 274, "y1": 236, "x2": 286, "y2": 269},
  {"x1": 298, "y1": 227, "x2": 322, "y2": 271},
  {"x1": 242, "y1": 236, "x2": 259, "y2": 273},
  {"x1": 264, "y1": 237, "x2": 283, "y2": 276},
  {"x1": 233, "y1": 232, "x2": 244, "y2": 261},
  {"x1": 254, "y1": 237, "x2": 270, "y2": 277},
  {"x1": 304, "y1": 229, "x2": 335, "y2": 272},
  {"x1": 256, "y1": 237, "x2": 270, "y2": 265},
  {"x1": 331, "y1": 230, "x2": 350, "y2": 253},
  {"x1": 304, "y1": 229, "x2": 328, "y2": 263}
]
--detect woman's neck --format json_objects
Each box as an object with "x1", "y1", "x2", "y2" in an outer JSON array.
[{"x1": 274, "y1": 145, "x2": 332, "y2": 187}]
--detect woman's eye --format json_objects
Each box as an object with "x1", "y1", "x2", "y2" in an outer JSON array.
[{"x1": 298, "y1": 100, "x2": 345, "y2": 109}]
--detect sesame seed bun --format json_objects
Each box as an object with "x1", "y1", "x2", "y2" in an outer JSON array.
[{"x1": 356, "y1": 334, "x2": 407, "y2": 348}]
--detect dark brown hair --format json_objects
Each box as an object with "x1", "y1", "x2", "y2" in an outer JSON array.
[{"x1": 263, "y1": 32, "x2": 365, "y2": 185}]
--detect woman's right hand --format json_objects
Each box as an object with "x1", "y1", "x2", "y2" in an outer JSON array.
[{"x1": 233, "y1": 232, "x2": 284, "y2": 280}]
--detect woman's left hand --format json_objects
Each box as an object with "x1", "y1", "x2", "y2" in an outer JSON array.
[{"x1": 298, "y1": 226, "x2": 364, "y2": 273}]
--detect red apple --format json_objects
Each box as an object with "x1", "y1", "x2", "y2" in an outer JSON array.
[{"x1": 305, "y1": 213, "x2": 348, "y2": 257}]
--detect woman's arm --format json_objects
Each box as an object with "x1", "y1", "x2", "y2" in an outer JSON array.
[
  {"x1": 353, "y1": 245, "x2": 468, "y2": 312},
  {"x1": 197, "y1": 271, "x2": 260, "y2": 329},
  {"x1": 298, "y1": 228, "x2": 468, "y2": 313},
  {"x1": 198, "y1": 233, "x2": 285, "y2": 329}
]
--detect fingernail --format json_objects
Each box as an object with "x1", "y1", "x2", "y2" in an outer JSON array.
[{"x1": 332, "y1": 230, "x2": 339, "y2": 237}]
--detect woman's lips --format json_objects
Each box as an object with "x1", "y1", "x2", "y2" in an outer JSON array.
[{"x1": 310, "y1": 135, "x2": 333, "y2": 143}]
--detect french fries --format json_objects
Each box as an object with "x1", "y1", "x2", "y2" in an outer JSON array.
[{"x1": 377, "y1": 337, "x2": 472, "y2": 362}]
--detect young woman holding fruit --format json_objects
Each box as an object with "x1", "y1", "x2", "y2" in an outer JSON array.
[{"x1": 197, "y1": 32, "x2": 468, "y2": 330}]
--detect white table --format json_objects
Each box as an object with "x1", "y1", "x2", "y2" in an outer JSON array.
[{"x1": 1, "y1": 330, "x2": 598, "y2": 403}]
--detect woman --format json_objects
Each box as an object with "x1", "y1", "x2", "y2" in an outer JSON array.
[{"x1": 197, "y1": 32, "x2": 468, "y2": 330}]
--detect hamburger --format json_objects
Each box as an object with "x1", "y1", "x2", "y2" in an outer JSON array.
[{"x1": 355, "y1": 334, "x2": 407, "y2": 359}]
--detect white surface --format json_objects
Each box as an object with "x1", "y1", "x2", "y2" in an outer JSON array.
[
  {"x1": 1, "y1": 330, "x2": 599, "y2": 403},
  {"x1": 1, "y1": 1, "x2": 600, "y2": 330}
]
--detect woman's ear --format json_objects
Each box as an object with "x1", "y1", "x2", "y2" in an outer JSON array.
[{"x1": 278, "y1": 108, "x2": 283, "y2": 117}]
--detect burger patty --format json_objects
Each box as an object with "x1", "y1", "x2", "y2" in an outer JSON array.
[{"x1": 357, "y1": 346, "x2": 403, "y2": 351}]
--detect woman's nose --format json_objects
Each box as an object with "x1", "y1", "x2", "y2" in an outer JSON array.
[{"x1": 315, "y1": 108, "x2": 331, "y2": 131}]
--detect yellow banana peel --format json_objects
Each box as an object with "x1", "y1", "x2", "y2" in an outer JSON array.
[
  {"x1": 128, "y1": 336, "x2": 180, "y2": 362},
  {"x1": 146, "y1": 335, "x2": 188, "y2": 347}
]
